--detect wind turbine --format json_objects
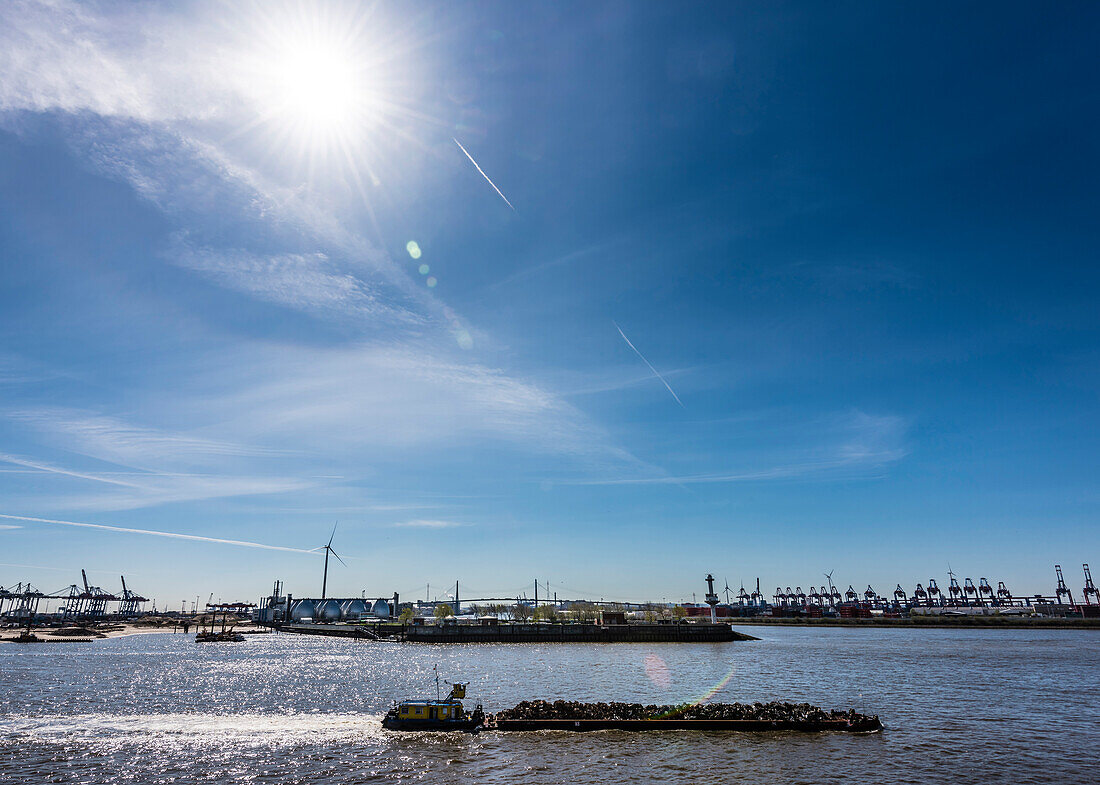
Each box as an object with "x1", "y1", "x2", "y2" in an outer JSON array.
[
  {"x1": 314, "y1": 523, "x2": 346, "y2": 599},
  {"x1": 723, "y1": 578, "x2": 732, "y2": 604},
  {"x1": 824, "y1": 570, "x2": 835, "y2": 593}
]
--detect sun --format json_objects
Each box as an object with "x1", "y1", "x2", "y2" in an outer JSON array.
[
  {"x1": 235, "y1": 5, "x2": 396, "y2": 159},
  {"x1": 267, "y1": 38, "x2": 374, "y2": 144},
  {"x1": 280, "y1": 45, "x2": 361, "y2": 126}
]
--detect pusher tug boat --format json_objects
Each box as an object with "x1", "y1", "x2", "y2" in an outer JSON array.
[{"x1": 382, "y1": 678, "x2": 485, "y2": 732}]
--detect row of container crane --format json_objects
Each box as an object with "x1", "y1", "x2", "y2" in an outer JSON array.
[
  {"x1": 716, "y1": 564, "x2": 1098, "y2": 611},
  {"x1": 0, "y1": 570, "x2": 148, "y2": 620}
]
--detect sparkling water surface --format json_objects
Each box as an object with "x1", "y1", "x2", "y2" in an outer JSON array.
[{"x1": 1, "y1": 627, "x2": 1096, "y2": 784}]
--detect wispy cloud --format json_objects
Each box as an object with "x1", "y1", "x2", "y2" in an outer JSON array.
[
  {"x1": 571, "y1": 410, "x2": 908, "y2": 485},
  {"x1": 173, "y1": 246, "x2": 411, "y2": 322},
  {"x1": 0, "y1": 513, "x2": 320, "y2": 555},
  {"x1": 210, "y1": 341, "x2": 638, "y2": 464},
  {"x1": 8, "y1": 410, "x2": 279, "y2": 466},
  {"x1": 1, "y1": 418, "x2": 313, "y2": 512},
  {"x1": 613, "y1": 322, "x2": 684, "y2": 407},
  {"x1": 0, "y1": 451, "x2": 139, "y2": 488},
  {"x1": 393, "y1": 519, "x2": 468, "y2": 529},
  {"x1": 0, "y1": 525, "x2": 22, "y2": 531},
  {"x1": 453, "y1": 137, "x2": 515, "y2": 211}
]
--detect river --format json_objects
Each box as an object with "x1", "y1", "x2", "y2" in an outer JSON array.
[{"x1": 1, "y1": 626, "x2": 1096, "y2": 783}]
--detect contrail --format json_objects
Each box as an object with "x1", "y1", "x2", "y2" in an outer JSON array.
[
  {"x1": 613, "y1": 321, "x2": 684, "y2": 407},
  {"x1": 453, "y1": 137, "x2": 515, "y2": 211},
  {"x1": 0, "y1": 513, "x2": 318, "y2": 555}
]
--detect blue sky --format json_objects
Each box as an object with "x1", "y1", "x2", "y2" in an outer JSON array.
[{"x1": 1, "y1": 1, "x2": 1097, "y2": 607}]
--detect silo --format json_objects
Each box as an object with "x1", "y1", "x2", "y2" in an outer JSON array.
[
  {"x1": 318, "y1": 599, "x2": 342, "y2": 621},
  {"x1": 341, "y1": 599, "x2": 367, "y2": 620},
  {"x1": 290, "y1": 599, "x2": 316, "y2": 621},
  {"x1": 371, "y1": 598, "x2": 392, "y2": 618}
]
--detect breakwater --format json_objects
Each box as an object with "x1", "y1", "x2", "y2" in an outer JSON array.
[{"x1": 278, "y1": 621, "x2": 756, "y2": 643}]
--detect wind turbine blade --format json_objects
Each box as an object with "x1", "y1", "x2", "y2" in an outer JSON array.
[
  {"x1": 327, "y1": 521, "x2": 338, "y2": 548},
  {"x1": 331, "y1": 549, "x2": 347, "y2": 568}
]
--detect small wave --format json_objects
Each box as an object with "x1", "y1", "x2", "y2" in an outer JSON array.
[{"x1": 0, "y1": 712, "x2": 386, "y2": 746}]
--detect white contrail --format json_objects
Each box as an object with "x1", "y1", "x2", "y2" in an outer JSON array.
[
  {"x1": 613, "y1": 321, "x2": 684, "y2": 407},
  {"x1": 0, "y1": 513, "x2": 318, "y2": 555},
  {"x1": 453, "y1": 137, "x2": 515, "y2": 211},
  {"x1": 0, "y1": 452, "x2": 138, "y2": 487}
]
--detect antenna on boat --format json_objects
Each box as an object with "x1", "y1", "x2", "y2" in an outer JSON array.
[{"x1": 435, "y1": 664, "x2": 441, "y2": 701}]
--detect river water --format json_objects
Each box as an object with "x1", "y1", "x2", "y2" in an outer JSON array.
[{"x1": 1, "y1": 626, "x2": 1096, "y2": 784}]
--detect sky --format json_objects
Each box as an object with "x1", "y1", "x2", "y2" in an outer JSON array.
[{"x1": 1, "y1": 1, "x2": 1098, "y2": 608}]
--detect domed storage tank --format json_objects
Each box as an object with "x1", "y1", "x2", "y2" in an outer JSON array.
[
  {"x1": 371, "y1": 598, "x2": 392, "y2": 618},
  {"x1": 318, "y1": 599, "x2": 342, "y2": 621},
  {"x1": 341, "y1": 599, "x2": 367, "y2": 620},
  {"x1": 290, "y1": 599, "x2": 316, "y2": 621}
]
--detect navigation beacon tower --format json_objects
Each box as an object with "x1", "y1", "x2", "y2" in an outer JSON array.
[{"x1": 704, "y1": 574, "x2": 720, "y2": 623}]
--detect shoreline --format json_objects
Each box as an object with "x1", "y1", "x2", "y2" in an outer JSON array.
[
  {"x1": 727, "y1": 616, "x2": 1100, "y2": 629},
  {"x1": 0, "y1": 620, "x2": 267, "y2": 642}
]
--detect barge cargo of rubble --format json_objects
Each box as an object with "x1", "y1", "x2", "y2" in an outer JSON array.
[{"x1": 484, "y1": 700, "x2": 882, "y2": 733}]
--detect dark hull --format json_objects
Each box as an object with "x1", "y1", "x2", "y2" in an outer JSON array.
[
  {"x1": 488, "y1": 717, "x2": 883, "y2": 733},
  {"x1": 381, "y1": 716, "x2": 483, "y2": 732}
]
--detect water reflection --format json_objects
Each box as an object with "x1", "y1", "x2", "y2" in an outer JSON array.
[{"x1": 1, "y1": 628, "x2": 1096, "y2": 783}]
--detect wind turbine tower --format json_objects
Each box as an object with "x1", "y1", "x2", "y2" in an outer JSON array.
[{"x1": 317, "y1": 523, "x2": 346, "y2": 600}]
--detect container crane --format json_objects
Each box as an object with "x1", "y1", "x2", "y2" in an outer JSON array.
[
  {"x1": 947, "y1": 571, "x2": 963, "y2": 605},
  {"x1": 864, "y1": 584, "x2": 877, "y2": 605},
  {"x1": 1083, "y1": 564, "x2": 1098, "y2": 605},
  {"x1": 927, "y1": 579, "x2": 944, "y2": 606},
  {"x1": 978, "y1": 578, "x2": 994, "y2": 605},
  {"x1": 893, "y1": 584, "x2": 907, "y2": 607},
  {"x1": 118, "y1": 576, "x2": 147, "y2": 617},
  {"x1": 963, "y1": 578, "x2": 979, "y2": 606},
  {"x1": 737, "y1": 583, "x2": 751, "y2": 607},
  {"x1": 914, "y1": 583, "x2": 928, "y2": 606},
  {"x1": 1055, "y1": 565, "x2": 1073, "y2": 605}
]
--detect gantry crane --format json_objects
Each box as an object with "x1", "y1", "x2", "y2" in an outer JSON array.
[
  {"x1": 927, "y1": 579, "x2": 944, "y2": 606},
  {"x1": 1083, "y1": 564, "x2": 1098, "y2": 605},
  {"x1": 978, "y1": 578, "x2": 994, "y2": 605},
  {"x1": 1055, "y1": 565, "x2": 1074, "y2": 605}
]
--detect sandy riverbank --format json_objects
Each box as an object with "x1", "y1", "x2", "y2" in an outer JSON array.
[{"x1": 1, "y1": 617, "x2": 266, "y2": 642}]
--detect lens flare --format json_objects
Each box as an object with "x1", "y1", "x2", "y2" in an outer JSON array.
[
  {"x1": 646, "y1": 658, "x2": 739, "y2": 718},
  {"x1": 644, "y1": 654, "x2": 671, "y2": 689}
]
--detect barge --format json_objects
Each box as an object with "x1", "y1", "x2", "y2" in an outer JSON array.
[
  {"x1": 486, "y1": 716, "x2": 882, "y2": 732},
  {"x1": 381, "y1": 691, "x2": 882, "y2": 734}
]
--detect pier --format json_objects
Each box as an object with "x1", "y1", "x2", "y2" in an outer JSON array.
[{"x1": 277, "y1": 621, "x2": 755, "y2": 643}]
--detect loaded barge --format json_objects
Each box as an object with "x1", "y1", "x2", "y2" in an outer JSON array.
[
  {"x1": 485, "y1": 716, "x2": 882, "y2": 732},
  {"x1": 382, "y1": 688, "x2": 882, "y2": 734}
]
